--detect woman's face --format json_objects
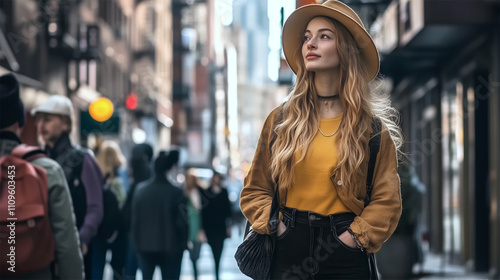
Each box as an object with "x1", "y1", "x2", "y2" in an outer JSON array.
[
  {"x1": 301, "y1": 17, "x2": 340, "y2": 74},
  {"x1": 186, "y1": 174, "x2": 196, "y2": 187}
]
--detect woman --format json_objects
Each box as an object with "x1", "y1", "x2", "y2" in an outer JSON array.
[
  {"x1": 184, "y1": 170, "x2": 206, "y2": 280},
  {"x1": 131, "y1": 150, "x2": 188, "y2": 280},
  {"x1": 96, "y1": 140, "x2": 127, "y2": 207},
  {"x1": 201, "y1": 172, "x2": 232, "y2": 280},
  {"x1": 93, "y1": 140, "x2": 128, "y2": 280},
  {"x1": 240, "y1": 1, "x2": 404, "y2": 279}
]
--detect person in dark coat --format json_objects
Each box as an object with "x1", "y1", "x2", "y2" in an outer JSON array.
[
  {"x1": 131, "y1": 149, "x2": 188, "y2": 280},
  {"x1": 201, "y1": 172, "x2": 232, "y2": 280},
  {"x1": 377, "y1": 165, "x2": 425, "y2": 280},
  {"x1": 123, "y1": 143, "x2": 153, "y2": 279},
  {"x1": 32, "y1": 95, "x2": 104, "y2": 280}
]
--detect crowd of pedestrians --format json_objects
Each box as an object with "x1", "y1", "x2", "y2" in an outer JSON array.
[{"x1": 0, "y1": 72, "x2": 233, "y2": 280}]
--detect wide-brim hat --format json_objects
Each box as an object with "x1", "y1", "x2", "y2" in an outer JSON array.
[{"x1": 282, "y1": 0, "x2": 379, "y2": 81}]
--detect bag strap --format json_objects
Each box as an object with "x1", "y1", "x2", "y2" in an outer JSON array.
[
  {"x1": 365, "y1": 117, "x2": 382, "y2": 207},
  {"x1": 268, "y1": 186, "x2": 280, "y2": 235},
  {"x1": 366, "y1": 117, "x2": 382, "y2": 280},
  {"x1": 11, "y1": 144, "x2": 46, "y2": 162}
]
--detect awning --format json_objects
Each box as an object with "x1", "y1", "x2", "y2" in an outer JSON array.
[
  {"x1": 0, "y1": 28, "x2": 19, "y2": 71},
  {"x1": 0, "y1": 67, "x2": 51, "y2": 110},
  {"x1": 372, "y1": 0, "x2": 499, "y2": 80}
]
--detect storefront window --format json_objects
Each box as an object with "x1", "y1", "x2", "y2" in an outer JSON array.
[{"x1": 441, "y1": 82, "x2": 463, "y2": 263}]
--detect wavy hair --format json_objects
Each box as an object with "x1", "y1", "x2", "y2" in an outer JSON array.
[
  {"x1": 96, "y1": 140, "x2": 126, "y2": 177},
  {"x1": 271, "y1": 17, "x2": 403, "y2": 191}
]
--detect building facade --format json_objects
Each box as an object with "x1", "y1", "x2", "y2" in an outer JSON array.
[{"x1": 370, "y1": 0, "x2": 500, "y2": 276}]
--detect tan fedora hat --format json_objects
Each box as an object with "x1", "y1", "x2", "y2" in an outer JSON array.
[{"x1": 282, "y1": 0, "x2": 379, "y2": 81}]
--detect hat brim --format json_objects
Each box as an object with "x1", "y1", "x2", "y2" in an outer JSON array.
[
  {"x1": 282, "y1": 4, "x2": 379, "y2": 81},
  {"x1": 30, "y1": 107, "x2": 71, "y2": 117}
]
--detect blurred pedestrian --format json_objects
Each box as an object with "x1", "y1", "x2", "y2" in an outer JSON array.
[
  {"x1": 32, "y1": 95, "x2": 104, "y2": 279},
  {"x1": 201, "y1": 171, "x2": 231, "y2": 280},
  {"x1": 377, "y1": 165, "x2": 425, "y2": 279},
  {"x1": 226, "y1": 171, "x2": 246, "y2": 237},
  {"x1": 93, "y1": 140, "x2": 129, "y2": 279},
  {"x1": 184, "y1": 170, "x2": 206, "y2": 280},
  {"x1": 0, "y1": 73, "x2": 83, "y2": 279},
  {"x1": 397, "y1": 165, "x2": 425, "y2": 266},
  {"x1": 94, "y1": 138, "x2": 130, "y2": 194},
  {"x1": 240, "y1": 1, "x2": 404, "y2": 279},
  {"x1": 96, "y1": 140, "x2": 127, "y2": 208},
  {"x1": 131, "y1": 149, "x2": 188, "y2": 280},
  {"x1": 122, "y1": 143, "x2": 153, "y2": 279}
]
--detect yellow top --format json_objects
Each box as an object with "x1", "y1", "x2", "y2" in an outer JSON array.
[{"x1": 286, "y1": 114, "x2": 351, "y2": 215}]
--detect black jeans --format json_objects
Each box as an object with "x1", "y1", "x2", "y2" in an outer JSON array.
[
  {"x1": 271, "y1": 207, "x2": 370, "y2": 280},
  {"x1": 207, "y1": 237, "x2": 225, "y2": 280},
  {"x1": 138, "y1": 251, "x2": 183, "y2": 280},
  {"x1": 188, "y1": 241, "x2": 202, "y2": 280}
]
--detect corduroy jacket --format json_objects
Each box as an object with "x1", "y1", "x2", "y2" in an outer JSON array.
[{"x1": 240, "y1": 106, "x2": 402, "y2": 253}]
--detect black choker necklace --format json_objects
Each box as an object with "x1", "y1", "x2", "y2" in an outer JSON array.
[{"x1": 317, "y1": 94, "x2": 339, "y2": 105}]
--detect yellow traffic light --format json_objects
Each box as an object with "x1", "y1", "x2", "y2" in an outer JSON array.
[{"x1": 89, "y1": 97, "x2": 114, "y2": 122}]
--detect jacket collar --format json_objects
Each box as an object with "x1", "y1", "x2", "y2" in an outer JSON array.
[
  {"x1": 0, "y1": 131, "x2": 22, "y2": 143},
  {"x1": 0, "y1": 131, "x2": 22, "y2": 156},
  {"x1": 45, "y1": 132, "x2": 72, "y2": 159}
]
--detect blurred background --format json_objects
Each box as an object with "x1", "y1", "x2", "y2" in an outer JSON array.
[{"x1": 0, "y1": 0, "x2": 499, "y2": 279}]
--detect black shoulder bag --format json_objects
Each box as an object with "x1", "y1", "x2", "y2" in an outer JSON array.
[
  {"x1": 366, "y1": 117, "x2": 382, "y2": 280},
  {"x1": 234, "y1": 186, "x2": 280, "y2": 280}
]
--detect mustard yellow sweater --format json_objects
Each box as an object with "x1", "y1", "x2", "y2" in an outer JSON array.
[{"x1": 286, "y1": 114, "x2": 351, "y2": 215}]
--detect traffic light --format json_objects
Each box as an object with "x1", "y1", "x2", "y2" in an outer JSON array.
[
  {"x1": 89, "y1": 97, "x2": 114, "y2": 122},
  {"x1": 125, "y1": 93, "x2": 138, "y2": 110}
]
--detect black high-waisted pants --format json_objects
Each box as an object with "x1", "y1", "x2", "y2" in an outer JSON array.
[{"x1": 270, "y1": 207, "x2": 371, "y2": 280}]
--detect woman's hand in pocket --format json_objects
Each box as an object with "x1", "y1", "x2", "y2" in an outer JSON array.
[
  {"x1": 277, "y1": 220, "x2": 287, "y2": 237},
  {"x1": 339, "y1": 230, "x2": 357, "y2": 248}
]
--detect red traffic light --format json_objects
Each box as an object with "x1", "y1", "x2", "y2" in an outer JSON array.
[{"x1": 125, "y1": 93, "x2": 138, "y2": 110}]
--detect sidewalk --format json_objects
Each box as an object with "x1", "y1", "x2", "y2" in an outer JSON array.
[
  {"x1": 178, "y1": 229, "x2": 251, "y2": 280},
  {"x1": 416, "y1": 252, "x2": 490, "y2": 280}
]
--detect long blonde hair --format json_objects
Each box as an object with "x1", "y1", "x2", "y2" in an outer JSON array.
[
  {"x1": 271, "y1": 17, "x2": 403, "y2": 190},
  {"x1": 184, "y1": 169, "x2": 199, "y2": 195},
  {"x1": 96, "y1": 140, "x2": 126, "y2": 177}
]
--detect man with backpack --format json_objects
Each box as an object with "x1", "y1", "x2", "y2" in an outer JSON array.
[
  {"x1": 31, "y1": 93, "x2": 104, "y2": 279},
  {"x1": 0, "y1": 73, "x2": 83, "y2": 278}
]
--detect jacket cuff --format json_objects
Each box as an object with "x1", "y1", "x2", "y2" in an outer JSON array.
[
  {"x1": 350, "y1": 218, "x2": 370, "y2": 250},
  {"x1": 249, "y1": 203, "x2": 274, "y2": 235},
  {"x1": 251, "y1": 219, "x2": 270, "y2": 235}
]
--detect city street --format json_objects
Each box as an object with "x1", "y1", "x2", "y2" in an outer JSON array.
[{"x1": 1, "y1": 0, "x2": 499, "y2": 278}]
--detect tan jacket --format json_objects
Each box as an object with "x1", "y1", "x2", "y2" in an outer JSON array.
[{"x1": 240, "y1": 106, "x2": 402, "y2": 253}]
